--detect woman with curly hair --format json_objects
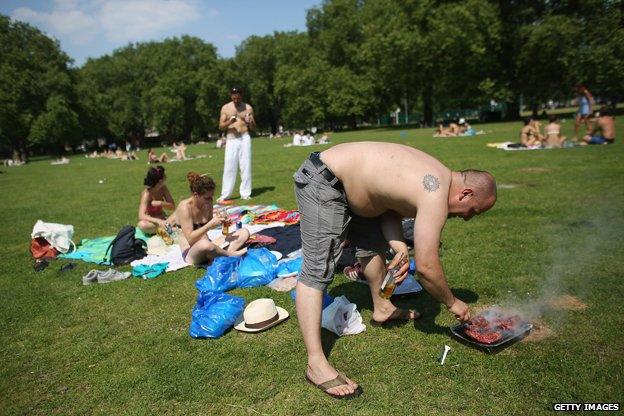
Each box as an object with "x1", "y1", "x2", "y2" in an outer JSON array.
[{"x1": 169, "y1": 172, "x2": 249, "y2": 264}]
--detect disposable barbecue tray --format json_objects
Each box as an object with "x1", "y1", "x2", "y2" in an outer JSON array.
[{"x1": 450, "y1": 320, "x2": 533, "y2": 353}]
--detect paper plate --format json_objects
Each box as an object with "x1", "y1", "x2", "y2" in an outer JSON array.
[{"x1": 270, "y1": 250, "x2": 283, "y2": 261}]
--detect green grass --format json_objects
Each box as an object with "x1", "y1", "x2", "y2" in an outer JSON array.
[{"x1": 1, "y1": 120, "x2": 623, "y2": 415}]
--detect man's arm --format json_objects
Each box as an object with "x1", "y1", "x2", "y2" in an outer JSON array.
[
  {"x1": 380, "y1": 212, "x2": 409, "y2": 282},
  {"x1": 219, "y1": 106, "x2": 236, "y2": 131},
  {"x1": 414, "y1": 202, "x2": 470, "y2": 321},
  {"x1": 246, "y1": 105, "x2": 256, "y2": 130}
]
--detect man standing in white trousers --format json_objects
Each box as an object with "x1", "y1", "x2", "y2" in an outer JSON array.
[{"x1": 218, "y1": 86, "x2": 255, "y2": 203}]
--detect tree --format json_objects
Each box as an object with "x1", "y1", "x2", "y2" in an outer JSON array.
[
  {"x1": 515, "y1": 15, "x2": 581, "y2": 115},
  {"x1": 358, "y1": 0, "x2": 502, "y2": 125},
  {"x1": 78, "y1": 36, "x2": 220, "y2": 143},
  {"x1": 0, "y1": 15, "x2": 80, "y2": 159},
  {"x1": 233, "y1": 35, "x2": 279, "y2": 133},
  {"x1": 28, "y1": 95, "x2": 80, "y2": 153}
]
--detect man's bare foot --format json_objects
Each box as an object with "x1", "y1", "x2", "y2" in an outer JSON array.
[
  {"x1": 306, "y1": 362, "x2": 359, "y2": 398},
  {"x1": 371, "y1": 307, "x2": 420, "y2": 326}
]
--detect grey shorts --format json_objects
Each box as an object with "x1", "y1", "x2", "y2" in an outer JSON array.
[{"x1": 294, "y1": 156, "x2": 389, "y2": 291}]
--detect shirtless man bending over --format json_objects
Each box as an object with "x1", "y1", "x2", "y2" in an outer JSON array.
[{"x1": 294, "y1": 142, "x2": 497, "y2": 399}]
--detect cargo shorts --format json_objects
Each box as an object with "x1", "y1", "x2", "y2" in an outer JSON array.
[{"x1": 294, "y1": 155, "x2": 389, "y2": 291}]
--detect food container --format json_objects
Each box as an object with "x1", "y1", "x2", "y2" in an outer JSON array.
[{"x1": 450, "y1": 310, "x2": 533, "y2": 353}]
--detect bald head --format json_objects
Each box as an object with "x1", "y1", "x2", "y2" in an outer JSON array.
[
  {"x1": 460, "y1": 169, "x2": 497, "y2": 201},
  {"x1": 447, "y1": 169, "x2": 496, "y2": 220}
]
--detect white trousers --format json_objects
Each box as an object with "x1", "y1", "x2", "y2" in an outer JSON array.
[{"x1": 220, "y1": 132, "x2": 252, "y2": 199}]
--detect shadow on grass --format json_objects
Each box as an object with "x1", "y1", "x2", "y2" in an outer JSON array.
[
  {"x1": 251, "y1": 186, "x2": 275, "y2": 198},
  {"x1": 327, "y1": 282, "x2": 479, "y2": 337}
]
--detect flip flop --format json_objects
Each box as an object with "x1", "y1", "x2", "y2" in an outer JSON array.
[
  {"x1": 305, "y1": 373, "x2": 363, "y2": 399},
  {"x1": 59, "y1": 262, "x2": 76, "y2": 273},
  {"x1": 343, "y1": 263, "x2": 366, "y2": 284},
  {"x1": 34, "y1": 260, "x2": 49, "y2": 272},
  {"x1": 370, "y1": 308, "x2": 421, "y2": 327}
]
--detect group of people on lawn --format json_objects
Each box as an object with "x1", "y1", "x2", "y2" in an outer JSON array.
[
  {"x1": 520, "y1": 109, "x2": 615, "y2": 148},
  {"x1": 138, "y1": 135, "x2": 498, "y2": 400},
  {"x1": 117, "y1": 82, "x2": 618, "y2": 400}
]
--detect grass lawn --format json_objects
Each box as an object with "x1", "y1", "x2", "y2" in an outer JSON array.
[{"x1": 1, "y1": 119, "x2": 623, "y2": 415}]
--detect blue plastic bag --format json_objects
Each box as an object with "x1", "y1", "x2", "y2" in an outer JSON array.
[
  {"x1": 189, "y1": 292, "x2": 245, "y2": 338},
  {"x1": 276, "y1": 257, "x2": 303, "y2": 277},
  {"x1": 195, "y1": 256, "x2": 241, "y2": 293},
  {"x1": 237, "y1": 248, "x2": 278, "y2": 288}
]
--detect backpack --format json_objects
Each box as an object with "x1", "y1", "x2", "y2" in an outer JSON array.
[{"x1": 104, "y1": 225, "x2": 147, "y2": 265}]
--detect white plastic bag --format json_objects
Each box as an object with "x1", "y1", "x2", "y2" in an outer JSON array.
[
  {"x1": 31, "y1": 220, "x2": 75, "y2": 253},
  {"x1": 321, "y1": 295, "x2": 366, "y2": 336}
]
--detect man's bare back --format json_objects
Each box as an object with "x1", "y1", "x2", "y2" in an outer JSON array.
[
  {"x1": 320, "y1": 142, "x2": 451, "y2": 218},
  {"x1": 597, "y1": 115, "x2": 616, "y2": 139}
]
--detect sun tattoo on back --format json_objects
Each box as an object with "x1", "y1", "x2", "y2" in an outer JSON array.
[{"x1": 423, "y1": 174, "x2": 440, "y2": 192}]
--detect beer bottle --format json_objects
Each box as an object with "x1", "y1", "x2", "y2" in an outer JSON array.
[{"x1": 378, "y1": 253, "x2": 406, "y2": 299}]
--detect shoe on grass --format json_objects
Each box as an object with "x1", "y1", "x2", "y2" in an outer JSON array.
[
  {"x1": 82, "y1": 269, "x2": 130, "y2": 285},
  {"x1": 82, "y1": 270, "x2": 99, "y2": 285},
  {"x1": 97, "y1": 269, "x2": 131, "y2": 284}
]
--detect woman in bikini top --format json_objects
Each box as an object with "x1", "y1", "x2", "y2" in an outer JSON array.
[
  {"x1": 168, "y1": 172, "x2": 249, "y2": 265},
  {"x1": 137, "y1": 165, "x2": 175, "y2": 234},
  {"x1": 544, "y1": 115, "x2": 566, "y2": 147}
]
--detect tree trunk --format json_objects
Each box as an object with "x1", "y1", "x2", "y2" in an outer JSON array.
[
  {"x1": 422, "y1": 86, "x2": 433, "y2": 127},
  {"x1": 504, "y1": 99, "x2": 520, "y2": 120},
  {"x1": 348, "y1": 115, "x2": 357, "y2": 130}
]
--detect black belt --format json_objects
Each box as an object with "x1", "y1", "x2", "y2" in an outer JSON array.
[{"x1": 309, "y1": 152, "x2": 343, "y2": 190}]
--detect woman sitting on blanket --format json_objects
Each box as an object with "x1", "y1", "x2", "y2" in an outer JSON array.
[
  {"x1": 544, "y1": 115, "x2": 566, "y2": 148},
  {"x1": 169, "y1": 172, "x2": 249, "y2": 265},
  {"x1": 138, "y1": 166, "x2": 175, "y2": 234},
  {"x1": 519, "y1": 117, "x2": 544, "y2": 147}
]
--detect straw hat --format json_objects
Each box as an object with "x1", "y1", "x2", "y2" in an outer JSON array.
[{"x1": 234, "y1": 298, "x2": 289, "y2": 333}]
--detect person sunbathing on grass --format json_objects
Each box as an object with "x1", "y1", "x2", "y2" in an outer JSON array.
[
  {"x1": 519, "y1": 117, "x2": 543, "y2": 147},
  {"x1": 434, "y1": 124, "x2": 457, "y2": 137},
  {"x1": 582, "y1": 107, "x2": 616, "y2": 145},
  {"x1": 137, "y1": 165, "x2": 175, "y2": 234},
  {"x1": 172, "y1": 141, "x2": 187, "y2": 161},
  {"x1": 544, "y1": 115, "x2": 566, "y2": 148},
  {"x1": 293, "y1": 142, "x2": 497, "y2": 399},
  {"x1": 148, "y1": 148, "x2": 169, "y2": 164},
  {"x1": 168, "y1": 172, "x2": 249, "y2": 265}
]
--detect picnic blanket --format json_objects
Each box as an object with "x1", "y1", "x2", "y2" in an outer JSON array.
[
  {"x1": 59, "y1": 229, "x2": 151, "y2": 264},
  {"x1": 212, "y1": 204, "x2": 300, "y2": 226},
  {"x1": 130, "y1": 243, "x2": 189, "y2": 272},
  {"x1": 488, "y1": 141, "x2": 578, "y2": 150}
]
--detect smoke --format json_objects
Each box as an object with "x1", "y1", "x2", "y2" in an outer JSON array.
[{"x1": 499, "y1": 208, "x2": 615, "y2": 325}]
